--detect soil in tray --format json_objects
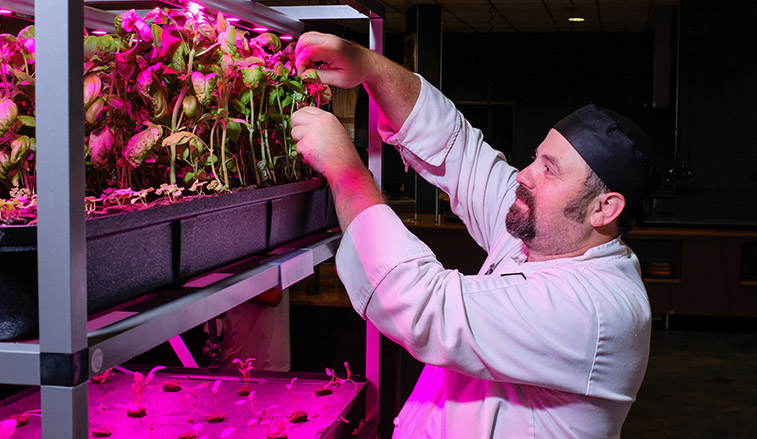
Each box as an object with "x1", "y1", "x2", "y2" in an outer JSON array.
[{"x1": 0, "y1": 369, "x2": 363, "y2": 439}]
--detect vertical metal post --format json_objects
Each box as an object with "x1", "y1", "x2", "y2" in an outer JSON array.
[
  {"x1": 41, "y1": 384, "x2": 89, "y2": 438},
  {"x1": 36, "y1": 0, "x2": 88, "y2": 437},
  {"x1": 366, "y1": 13, "x2": 383, "y2": 430}
]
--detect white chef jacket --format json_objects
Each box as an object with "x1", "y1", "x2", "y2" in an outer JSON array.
[{"x1": 335, "y1": 75, "x2": 651, "y2": 439}]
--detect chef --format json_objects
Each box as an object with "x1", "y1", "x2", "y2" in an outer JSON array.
[{"x1": 291, "y1": 31, "x2": 659, "y2": 439}]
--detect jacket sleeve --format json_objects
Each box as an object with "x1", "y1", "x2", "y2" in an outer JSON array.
[
  {"x1": 378, "y1": 75, "x2": 519, "y2": 252},
  {"x1": 335, "y1": 204, "x2": 621, "y2": 397}
]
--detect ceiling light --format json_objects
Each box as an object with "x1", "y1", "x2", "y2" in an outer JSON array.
[{"x1": 568, "y1": 17, "x2": 584, "y2": 22}]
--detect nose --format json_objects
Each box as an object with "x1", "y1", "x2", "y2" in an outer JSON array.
[{"x1": 516, "y1": 163, "x2": 534, "y2": 188}]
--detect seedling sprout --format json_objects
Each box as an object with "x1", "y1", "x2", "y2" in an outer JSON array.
[
  {"x1": 126, "y1": 365, "x2": 165, "y2": 417},
  {"x1": 232, "y1": 357, "x2": 256, "y2": 395},
  {"x1": 205, "y1": 379, "x2": 226, "y2": 423},
  {"x1": 286, "y1": 377, "x2": 307, "y2": 423}
]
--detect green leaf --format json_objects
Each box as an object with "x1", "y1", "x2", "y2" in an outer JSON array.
[
  {"x1": 230, "y1": 99, "x2": 247, "y2": 116},
  {"x1": 10, "y1": 135, "x2": 31, "y2": 164},
  {"x1": 170, "y1": 41, "x2": 188, "y2": 73},
  {"x1": 124, "y1": 123, "x2": 163, "y2": 168},
  {"x1": 183, "y1": 170, "x2": 195, "y2": 184},
  {"x1": 242, "y1": 65, "x2": 264, "y2": 89},
  {"x1": 0, "y1": 98, "x2": 19, "y2": 138},
  {"x1": 192, "y1": 72, "x2": 218, "y2": 106},
  {"x1": 182, "y1": 95, "x2": 198, "y2": 119},
  {"x1": 215, "y1": 11, "x2": 229, "y2": 33},
  {"x1": 150, "y1": 87, "x2": 168, "y2": 120},
  {"x1": 17, "y1": 116, "x2": 35, "y2": 127},
  {"x1": 162, "y1": 131, "x2": 197, "y2": 148},
  {"x1": 17, "y1": 25, "x2": 34, "y2": 41},
  {"x1": 151, "y1": 23, "x2": 163, "y2": 50},
  {"x1": 88, "y1": 127, "x2": 116, "y2": 169},
  {"x1": 85, "y1": 97, "x2": 106, "y2": 125},
  {"x1": 83, "y1": 73, "x2": 102, "y2": 110},
  {"x1": 226, "y1": 120, "x2": 241, "y2": 143}
]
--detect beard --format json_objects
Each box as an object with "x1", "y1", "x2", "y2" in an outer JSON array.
[{"x1": 505, "y1": 185, "x2": 536, "y2": 242}]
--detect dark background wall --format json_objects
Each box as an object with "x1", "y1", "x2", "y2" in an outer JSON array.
[
  {"x1": 373, "y1": 0, "x2": 757, "y2": 225},
  {"x1": 676, "y1": 0, "x2": 757, "y2": 223}
]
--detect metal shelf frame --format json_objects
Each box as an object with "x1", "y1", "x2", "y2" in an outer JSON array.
[{"x1": 0, "y1": 1, "x2": 384, "y2": 438}]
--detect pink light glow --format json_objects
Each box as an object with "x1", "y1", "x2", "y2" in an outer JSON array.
[
  {"x1": 91, "y1": 30, "x2": 108, "y2": 36},
  {"x1": 253, "y1": 27, "x2": 268, "y2": 32},
  {"x1": 227, "y1": 16, "x2": 240, "y2": 22},
  {"x1": 0, "y1": 9, "x2": 13, "y2": 15},
  {"x1": 187, "y1": 2, "x2": 204, "y2": 14},
  {"x1": 280, "y1": 35, "x2": 293, "y2": 41}
]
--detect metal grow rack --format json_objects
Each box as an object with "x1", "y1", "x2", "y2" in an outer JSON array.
[{"x1": 0, "y1": 1, "x2": 384, "y2": 437}]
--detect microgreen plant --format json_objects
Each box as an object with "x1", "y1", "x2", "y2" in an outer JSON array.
[
  {"x1": 90, "y1": 368, "x2": 112, "y2": 384},
  {"x1": 91, "y1": 403, "x2": 117, "y2": 437},
  {"x1": 232, "y1": 357, "x2": 256, "y2": 395},
  {"x1": 0, "y1": 8, "x2": 332, "y2": 224},
  {"x1": 286, "y1": 377, "x2": 307, "y2": 423},
  {"x1": 206, "y1": 378, "x2": 226, "y2": 423},
  {"x1": 126, "y1": 365, "x2": 165, "y2": 417},
  {"x1": 1, "y1": 408, "x2": 40, "y2": 431}
]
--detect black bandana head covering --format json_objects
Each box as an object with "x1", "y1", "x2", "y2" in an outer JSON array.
[{"x1": 553, "y1": 104, "x2": 659, "y2": 222}]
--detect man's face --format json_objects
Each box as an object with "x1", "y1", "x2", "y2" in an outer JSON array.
[{"x1": 505, "y1": 129, "x2": 595, "y2": 258}]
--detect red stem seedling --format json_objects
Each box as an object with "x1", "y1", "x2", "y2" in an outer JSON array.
[
  {"x1": 286, "y1": 377, "x2": 307, "y2": 423},
  {"x1": 205, "y1": 378, "x2": 226, "y2": 423},
  {"x1": 265, "y1": 414, "x2": 289, "y2": 439},
  {"x1": 232, "y1": 357, "x2": 256, "y2": 396},
  {"x1": 90, "y1": 403, "x2": 115, "y2": 437},
  {"x1": 3, "y1": 409, "x2": 40, "y2": 430},
  {"x1": 315, "y1": 368, "x2": 337, "y2": 396},
  {"x1": 90, "y1": 368, "x2": 112, "y2": 384},
  {"x1": 126, "y1": 365, "x2": 165, "y2": 417}
]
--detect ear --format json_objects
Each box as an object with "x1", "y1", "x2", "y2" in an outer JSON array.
[{"x1": 588, "y1": 192, "x2": 625, "y2": 227}]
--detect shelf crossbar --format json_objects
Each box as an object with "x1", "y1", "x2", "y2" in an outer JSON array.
[{"x1": 86, "y1": 233, "x2": 341, "y2": 378}]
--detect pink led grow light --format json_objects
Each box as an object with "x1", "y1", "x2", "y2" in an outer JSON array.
[{"x1": 0, "y1": 9, "x2": 13, "y2": 15}]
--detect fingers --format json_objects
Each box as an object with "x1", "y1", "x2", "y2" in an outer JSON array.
[
  {"x1": 294, "y1": 31, "x2": 363, "y2": 88},
  {"x1": 294, "y1": 32, "x2": 330, "y2": 75}
]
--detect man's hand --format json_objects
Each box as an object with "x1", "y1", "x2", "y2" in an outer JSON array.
[
  {"x1": 295, "y1": 31, "x2": 420, "y2": 133},
  {"x1": 295, "y1": 32, "x2": 374, "y2": 89},
  {"x1": 291, "y1": 106, "x2": 384, "y2": 231},
  {"x1": 291, "y1": 106, "x2": 362, "y2": 180}
]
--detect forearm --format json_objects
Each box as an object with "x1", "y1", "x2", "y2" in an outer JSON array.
[
  {"x1": 326, "y1": 167, "x2": 384, "y2": 231},
  {"x1": 361, "y1": 50, "x2": 421, "y2": 133}
]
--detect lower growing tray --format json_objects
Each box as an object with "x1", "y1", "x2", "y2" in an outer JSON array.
[
  {"x1": 0, "y1": 367, "x2": 365, "y2": 439},
  {"x1": 0, "y1": 178, "x2": 337, "y2": 340}
]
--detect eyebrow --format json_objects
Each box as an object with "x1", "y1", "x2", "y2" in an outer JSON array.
[{"x1": 535, "y1": 149, "x2": 562, "y2": 175}]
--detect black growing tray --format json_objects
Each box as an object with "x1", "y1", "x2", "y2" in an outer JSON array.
[{"x1": 0, "y1": 178, "x2": 336, "y2": 340}]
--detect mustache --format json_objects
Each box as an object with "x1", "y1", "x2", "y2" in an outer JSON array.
[{"x1": 515, "y1": 185, "x2": 535, "y2": 209}]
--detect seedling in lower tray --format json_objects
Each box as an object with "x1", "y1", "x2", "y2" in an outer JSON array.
[
  {"x1": 1, "y1": 408, "x2": 40, "y2": 432},
  {"x1": 265, "y1": 414, "x2": 289, "y2": 439},
  {"x1": 315, "y1": 361, "x2": 358, "y2": 396},
  {"x1": 232, "y1": 357, "x2": 256, "y2": 396},
  {"x1": 286, "y1": 377, "x2": 307, "y2": 423},
  {"x1": 314, "y1": 368, "x2": 337, "y2": 396},
  {"x1": 125, "y1": 366, "x2": 166, "y2": 417},
  {"x1": 90, "y1": 403, "x2": 117, "y2": 437},
  {"x1": 90, "y1": 368, "x2": 112, "y2": 384},
  {"x1": 205, "y1": 379, "x2": 226, "y2": 423}
]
